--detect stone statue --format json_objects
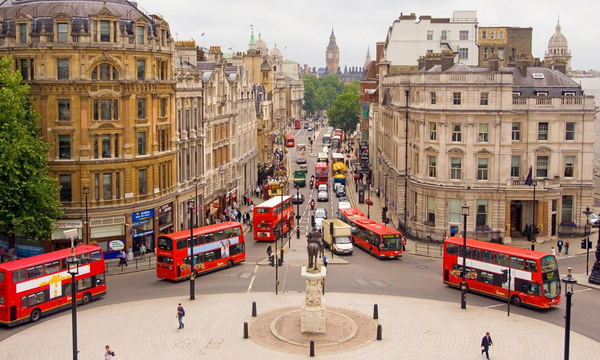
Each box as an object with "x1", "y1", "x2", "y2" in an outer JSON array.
[
  {"x1": 307, "y1": 227, "x2": 323, "y2": 271},
  {"x1": 589, "y1": 239, "x2": 600, "y2": 285}
]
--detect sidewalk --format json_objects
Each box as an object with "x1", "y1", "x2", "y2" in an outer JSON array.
[{"x1": 2, "y1": 292, "x2": 599, "y2": 360}]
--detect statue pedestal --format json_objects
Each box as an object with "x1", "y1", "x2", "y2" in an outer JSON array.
[{"x1": 300, "y1": 266, "x2": 327, "y2": 333}]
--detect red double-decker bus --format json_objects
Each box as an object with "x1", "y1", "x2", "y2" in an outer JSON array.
[
  {"x1": 156, "y1": 222, "x2": 245, "y2": 281},
  {"x1": 315, "y1": 162, "x2": 328, "y2": 186},
  {"x1": 443, "y1": 236, "x2": 561, "y2": 308},
  {"x1": 351, "y1": 218, "x2": 402, "y2": 258},
  {"x1": 156, "y1": 221, "x2": 246, "y2": 280},
  {"x1": 253, "y1": 195, "x2": 294, "y2": 241},
  {"x1": 0, "y1": 245, "x2": 106, "y2": 326},
  {"x1": 294, "y1": 119, "x2": 302, "y2": 129}
]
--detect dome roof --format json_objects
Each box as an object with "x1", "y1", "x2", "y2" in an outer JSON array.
[
  {"x1": 256, "y1": 33, "x2": 268, "y2": 52},
  {"x1": 548, "y1": 22, "x2": 568, "y2": 50},
  {"x1": 270, "y1": 44, "x2": 282, "y2": 58}
]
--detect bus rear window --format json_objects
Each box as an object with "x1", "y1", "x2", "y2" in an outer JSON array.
[{"x1": 158, "y1": 237, "x2": 173, "y2": 251}]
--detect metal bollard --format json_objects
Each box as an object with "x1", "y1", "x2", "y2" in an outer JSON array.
[
  {"x1": 373, "y1": 304, "x2": 379, "y2": 319},
  {"x1": 135, "y1": 259, "x2": 138, "y2": 270},
  {"x1": 252, "y1": 301, "x2": 257, "y2": 317},
  {"x1": 243, "y1": 322, "x2": 248, "y2": 339},
  {"x1": 309, "y1": 340, "x2": 315, "y2": 357},
  {"x1": 377, "y1": 324, "x2": 382, "y2": 340}
]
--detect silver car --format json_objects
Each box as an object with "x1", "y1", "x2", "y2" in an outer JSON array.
[{"x1": 317, "y1": 190, "x2": 328, "y2": 202}]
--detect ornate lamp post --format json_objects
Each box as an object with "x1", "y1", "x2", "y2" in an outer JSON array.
[
  {"x1": 461, "y1": 203, "x2": 469, "y2": 309},
  {"x1": 296, "y1": 186, "x2": 301, "y2": 241},
  {"x1": 365, "y1": 199, "x2": 373, "y2": 219},
  {"x1": 66, "y1": 248, "x2": 80, "y2": 360},
  {"x1": 583, "y1": 207, "x2": 592, "y2": 275},
  {"x1": 562, "y1": 267, "x2": 577, "y2": 360},
  {"x1": 82, "y1": 185, "x2": 89, "y2": 245},
  {"x1": 187, "y1": 198, "x2": 195, "y2": 300}
]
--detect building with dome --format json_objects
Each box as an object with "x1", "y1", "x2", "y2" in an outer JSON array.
[
  {"x1": 0, "y1": 0, "x2": 176, "y2": 255},
  {"x1": 544, "y1": 19, "x2": 572, "y2": 73}
]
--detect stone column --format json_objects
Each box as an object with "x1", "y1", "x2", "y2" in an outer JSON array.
[{"x1": 301, "y1": 266, "x2": 327, "y2": 334}]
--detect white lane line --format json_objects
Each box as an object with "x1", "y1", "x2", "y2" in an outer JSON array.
[
  {"x1": 247, "y1": 264, "x2": 259, "y2": 293},
  {"x1": 574, "y1": 288, "x2": 591, "y2": 294},
  {"x1": 484, "y1": 303, "x2": 506, "y2": 309},
  {"x1": 280, "y1": 264, "x2": 290, "y2": 292}
]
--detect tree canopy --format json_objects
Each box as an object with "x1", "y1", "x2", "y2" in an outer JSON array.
[
  {"x1": 0, "y1": 57, "x2": 63, "y2": 242},
  {"x1": 326, "y1": 81, "x2": 360, "y2": 134},
  {"x1": 302, "y1": 74, "x2": 345, "y2": 115}
]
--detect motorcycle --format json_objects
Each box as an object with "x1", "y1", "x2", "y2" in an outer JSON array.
[
  {"x1": 309, "y1": 180, "x2": 314, "y2": 189},
  {"x1": 310, "y1": 200, "x2": 315, "y2": 210}
]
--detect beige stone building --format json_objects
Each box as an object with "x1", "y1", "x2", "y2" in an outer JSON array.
[
  {"x1": 0, "y1": 0, "x2": 177, "y2": 255},
  {"x1": 372, "y1": 55, "x2": 597, "y2": 244},
  {"x1": 478, "y1": 26, "x2": 533, "y2": 67}
]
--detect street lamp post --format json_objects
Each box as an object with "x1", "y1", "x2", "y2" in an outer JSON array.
[
  {"x1": 66, "y1": 248, "x2": 80, "y2": 360},
  {"x1": 461, "y1": 203, "x2": 469, "y2": 309},
  {"x1": 187, "y1": 199, "x2": 196, "y2": 300},
  {"x1": 296, "y1": 186, "x2": 301, "y2": 242},
  {"x1": 583, "y1": 207, "x2": 592, "y2": 275},
  {"x1": 193, "y1": 178, "x2": 200, "y2": 228},
  {"x1": 562, "y1": 267, "x2": 577, "y2": 360},
  {"x1": 383, "y1": 173, "x2": 389, "y2": 225},
  {"x1": 280, "y1": 179, "x2": 285, "y2": 262},
  {"x1": 82, "y1": 185, "x2": 89, "y2": 245}
]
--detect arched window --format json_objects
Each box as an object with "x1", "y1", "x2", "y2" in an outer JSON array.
[{"x1": 91, "y1": 64, "x2": 119, "y2": 80}]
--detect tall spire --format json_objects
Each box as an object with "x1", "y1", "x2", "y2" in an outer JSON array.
[
  {"x1": 330, "y1": 27, "x2": 336, "y2": 40},
  {"x1": 556, "y1": 15, "x2": 561, "y2": 31},
  {"x1": 248, "y1": 25, "x2": 256, "y2": 50},
  {"x1": 364, "y1": 46, "x2": 372, "y2": 67}
]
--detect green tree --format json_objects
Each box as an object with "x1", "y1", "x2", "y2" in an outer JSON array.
[
  {"x1": 302, "y1": 81, "x2": 317, "y2": 115},
  {"x1": 0, "y1": 57, "x2": 63, "y2": 243},
  {"x1": 326, "y1": 83, "x2": 360, "y2": 134}
]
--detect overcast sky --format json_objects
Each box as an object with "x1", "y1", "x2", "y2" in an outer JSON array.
[{"x1": 140, "y1": 0, "x2": 599, "y2": 71}]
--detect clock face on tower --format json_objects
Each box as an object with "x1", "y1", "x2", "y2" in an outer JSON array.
[{"x1": 328, "y1": 53, "x2": 333, "y2": 59}]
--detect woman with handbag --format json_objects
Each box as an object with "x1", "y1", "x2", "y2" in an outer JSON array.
[{"x1": 105, "y1": 345, "x2": 115, "y2": 359}]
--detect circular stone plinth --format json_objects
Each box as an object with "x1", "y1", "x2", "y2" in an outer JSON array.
[{"x1": 249, "y1": 306, "x2": 377, "y2": 355}]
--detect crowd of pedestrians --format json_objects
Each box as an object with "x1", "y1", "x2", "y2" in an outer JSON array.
[{"x1": 0, "y1": 246, "x2": 17, "y2": 263}]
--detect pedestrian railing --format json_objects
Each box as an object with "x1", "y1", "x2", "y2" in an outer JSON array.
[
  {"x1": 106, "y1": 256, "x2": 156, "y2": 275},
  {"x1": 414, "y1": 241, "x2": 443, "y2": 258}
]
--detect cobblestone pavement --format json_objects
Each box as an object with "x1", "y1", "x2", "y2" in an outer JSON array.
[{"x1": 1, "y1": 292, "x2": 599, "y2": 360}]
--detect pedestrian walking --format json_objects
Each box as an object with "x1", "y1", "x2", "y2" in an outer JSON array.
[
  {"x1": 237, "y1": 211, "x2": 242, "y2": 223},
  {"x1": 565, "y1": 239, "x2": 570, "y2": 255},
  {"x1": 551, "y1": 246, "x2": 556, "y2": 256},
  {"x1": 246, "y1": 212, "x2": 251, "y2": 224},
  {"x1": 140, "y1": 243, "x2": 146, "y2": 260},
  {"x1": 127, "y1": 246, "x2": 133, "y2": 262},
  {"x1": 249, "y1": 202, "x2": 254, "y2": 212},
  {"x1": 401, "y1": 236, "x2": 406, "y2": 251},
  {"x1": 177, "y1": 303, "x2": 185, "y2": 329},
  {"x1": 0, "y1": 246, "x2": 5, "y2": 263},
  {"x1": 104, "y1": 345, "x2": 115, "y2": 360},
  {"x1": 118, "y1": 250, "x2": 128, "y2": 267},
  {"x1": 557, "y1": 239, "x2": 564, "y2": 255},
  {"x1": 480, "y1": 332, "x2": 493, "y2": 359}
]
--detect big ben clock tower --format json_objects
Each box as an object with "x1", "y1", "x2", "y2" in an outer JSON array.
[{"x1": 326, "y1": 28, "x2": 339, "y2": 74}]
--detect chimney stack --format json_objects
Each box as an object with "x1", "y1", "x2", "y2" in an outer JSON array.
[
  {"x1": 418, "y1": 56, "x2": 426, "y2": 70},
  {"x1": 441, "y1": 50, "x2": 455, "y2": 71},
  {"x1": 516, "y1": 54, "x2": 529, "y2": 76},
  {"x1": 376, "y1": 41, "x2": 385, "y2": 62}
]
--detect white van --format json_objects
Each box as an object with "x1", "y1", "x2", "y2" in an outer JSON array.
[{"x1": 338, "y1": 201, "x2": 351, "y2": 210}]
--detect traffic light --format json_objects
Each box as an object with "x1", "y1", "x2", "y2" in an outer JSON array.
[
  {"x1": 581, "y1": 239, "x2": 586, "y2": 249},
  {"x1": 382, "y1": 206, "x2": 388, "y2": 223},
  {"x1": 269, "y1": 254, "x2": 275, "y2": 267},
  {"x1": 501, "y1": 269, "x2": 508, "y2": 283},
  {"x1": 274, "y1": 227, "x2": 280, "y2": 241}
]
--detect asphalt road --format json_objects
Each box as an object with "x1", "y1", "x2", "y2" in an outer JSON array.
[{"x1": 2, "y1": 123, "x2": 599, "y2": 345}]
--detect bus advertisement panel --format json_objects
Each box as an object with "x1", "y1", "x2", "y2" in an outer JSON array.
[
  {"x1": 351, "y1": 218, "x2": 402, "y2": 259},
  {"x1": 285, "y1": 134, "x2": 295, "y2": 147},
  {"x1": 156, "y1": 222, "x2": 245, "y2": 281},
  {"x1": 0, "y1": 245, "x2": 106, "y2": 326},
  {"x1": 315, "y1": 162, "x2": 329, "y2": 186},
  {"x1": 253, "y1": 195, "x2": 294, "y2": 241},
  {"x1": 443, "y1": 236, "x2": 561, "y2": 309}
]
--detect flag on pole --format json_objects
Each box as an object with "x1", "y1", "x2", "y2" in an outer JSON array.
[
  {"x1": 524, "y1": 166, "x2": 533, "y2": 186},
  {"x1": 200, "y1": 32, "x2": 205, "y2": 36}
]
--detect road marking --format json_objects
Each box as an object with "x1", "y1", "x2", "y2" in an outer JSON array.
[
  {"x1": 280, "y1": 264, "x2": 290, "y2": 292},
  {"x1": 484, "y1": 303, "x2": 506, "y2": 309},
  {"x1": 574, "y1": 288, "x2": 592, "y2": 294},
  {"x1": 239, "y1": 272, "x2": 252, "y2": 279},
  {"x1": 355, "y1": 278, "x2": 370, "y2": 286},
  {"x1": 247, "y1": 264, "x2": 258, "y2": 293},
  {"x1": 370, "y1": 280, "x2": 389, "y2": 287}
]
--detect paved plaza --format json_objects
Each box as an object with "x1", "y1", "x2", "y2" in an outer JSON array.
[{"x1": 1, "y1": 292, "x2": 599, "y2": 360}]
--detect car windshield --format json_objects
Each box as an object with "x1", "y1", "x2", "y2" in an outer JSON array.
[
  {"x1": 336, "y1": 237, "x2": 351, "y2": 244},
  {"x1": 315, "y1": 209, "x2": 326, "y2": 218}
]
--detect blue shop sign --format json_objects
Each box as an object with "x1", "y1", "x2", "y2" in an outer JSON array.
[
  {"x1": 132, "y1": 209, "x2": 154, "y2": 222},
  {"x1": 15, "y1": 244, "x2": 44, "y2": 258}
]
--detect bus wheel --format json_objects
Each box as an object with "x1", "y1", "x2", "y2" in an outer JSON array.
[
  {"x1": 30, "y1": 308, "x2": 42, "y2": 322},
  {"x1": 227, "y1": 260, "x2": 233, "y2": 268},
  {"x1": 82, "y1": 292, "x2": 92, "y2": 305},
  {"x1": 511, "y1": 295, "x2": 522, "y2": 307}
]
